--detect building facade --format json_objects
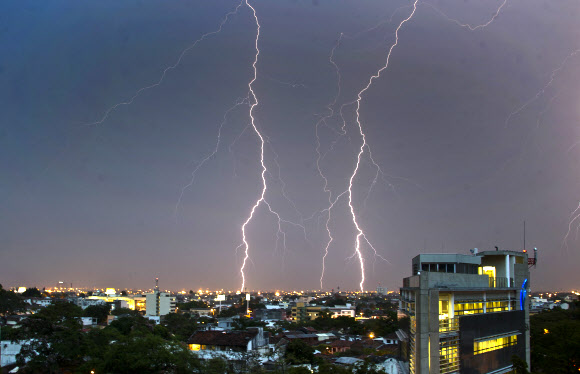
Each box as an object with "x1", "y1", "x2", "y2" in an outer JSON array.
[
  {"x1": 145, "y1": 291, "x2": 176, "y2": 316},
  {"x1": 400, "y1": 251, "x2": 530, "y2": 374},
  {"x1": 290, "y1": 302, "x2": 356, "y2": 323}
]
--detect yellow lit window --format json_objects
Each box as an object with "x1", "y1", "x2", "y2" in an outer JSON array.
[
  {"x1": 474, "y1": 333, "x2": 518, "y2": 355},
  {"x1": 189, "y1": 344, "x2": 201, "y2": 351},
  {"x1": 454, "y1": 301, "x2": 484, "y2": 316},
  {"x1": 486, "y1": 300, "x2": 509, "y2": 312},
  {"x1": 440, "y1": 337, "x2": 460, "y2": 373}
]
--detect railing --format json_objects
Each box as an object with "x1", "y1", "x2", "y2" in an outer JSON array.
[
  {"x1": 439, "y1": 318, "x2": 459, "y2": 333},
  {"x1": 488, "y1": 277, "x2": 514, "y2": 288}
]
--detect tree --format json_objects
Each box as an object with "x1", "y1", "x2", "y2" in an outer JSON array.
[
  {"x1": 530, "y1": 302, "x2": 580, "y2": 373},
  {"x1": 287, "y1": 367, "x2": 312, "y2": 374},
  {"x1": 111, "y1": 307, "x2": 142, "y2": 317},
  {"x1": 285, "y1": 339, "x2": 315, "y2": 365},
  {"x1": 109, "y1": 314, "x2": 153, "y2": 336},
  {"x1": 0, "y1": 286, "x2": 25, "y2": 316},
  {"x1": 36, "y1": 301, "x2": 83, "y2": 323},
  {"x1": 316, "y1": 363, "x2": 351, "y2": 374},
  {"x1": 83, "y1": 304, "x2": 111, "y2": 323},
  {"x1": 16, "y1": 307, "x2": 86, "y2": 372},
  {"x1": 511, "y1": 355, "x2": 529, "y2": 374},
  {"x1": 232, "y1": 316, "x2": 267, "y2": 330},
  {"x1": 102, "y1": 334, "x2": 201, "y2": 374},
  {"x1": 204, "y1": 357, "x2": 230, "y2": 374},
  {"x1": 163, "y1": 312, "x2": 198, "y2": 341},
  {"x1": 178, "y1": 300, "x2": 209, "y2": 310},
  {"x1": 22, "y1": 287, "x2": 42, "y2": 298}
]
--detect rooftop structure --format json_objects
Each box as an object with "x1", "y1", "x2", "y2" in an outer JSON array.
[{"x1": 400, "y1": 250, "x2": 531, "y2": 374}]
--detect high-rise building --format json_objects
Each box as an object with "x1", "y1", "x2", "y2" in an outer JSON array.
[
  {"x1": 145, "y1": 278, "x2": 176, "y2": 316},
  {"x1": 400, "y1": 250, "x2": 531, "y2": 374}
]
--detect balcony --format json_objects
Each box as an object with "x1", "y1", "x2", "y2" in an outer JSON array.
[
  {"x1": 488, "y1": 277, "x2": 514, "y2": 288},
  {"x1": 439, "y1": 318, "x2": 459, "y2": 333}
]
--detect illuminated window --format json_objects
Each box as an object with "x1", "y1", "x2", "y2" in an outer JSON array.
[
  {"x1": 440, "y1": 336, "x2": 460, "y2": 373},
  {"x1": 454, "y1": 301, "x2": 484, "y2": 316},
  {"x1": 473, "y1": 333, "x2": 518, "y2": 355},
  {"x1": 410, "y1": 316, "x2": 417, "y2": 374},
  {"x1": 482, "y1": 266, "x2": 496, "y2": 287},
  {"x1": 486, "y1": 299, "x2": 510, "y2": 312},
  {"x1": 189, "y1": 344, "x2": 201, "y2": 351}
]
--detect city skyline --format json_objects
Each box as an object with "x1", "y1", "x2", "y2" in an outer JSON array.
[{"x1": 2, "y1": 0, "x2": 580, "y2": 291}]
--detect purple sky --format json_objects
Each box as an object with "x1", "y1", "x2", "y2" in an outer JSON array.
[{"x1": 1, "y1": 0, "x2": 579, "y2": 292}]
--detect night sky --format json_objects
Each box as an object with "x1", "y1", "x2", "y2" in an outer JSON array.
[{"x1": 1, "y1": 0, "x2": 579, "y2": 292}]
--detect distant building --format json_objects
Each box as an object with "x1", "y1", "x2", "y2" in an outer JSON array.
[
  {"x1": 145, "y1": 278, "x2": 176, "y2": 316},
  {"x1": 82, "y1": 294, "x2": 146, "y2": 312},
  {"x1": 290, "y1": 302, "x2": 355, "y2": 323},
  {"x1": 188, "y1": 327, "x2": 269, "y2": 354},
  {"x1": 400, "y1": 251, "x2": 531, "y2": 374},
  {"x1": 254, "y1": 308, "x2": 286, "y2": 321},
  {"x1": 1, "y1": 340, "x2": 31, "y2": 367},
  {"x1": 23, "y1": 298, "x2": 52, "y2": 308},
  {"x1": 377, "y1": 286, "x2": 388, "y2": 295}
]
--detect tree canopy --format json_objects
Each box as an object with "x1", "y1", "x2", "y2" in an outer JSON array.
[{"x1": 0, "y1": 285, "x2": 25, "y2": 316}]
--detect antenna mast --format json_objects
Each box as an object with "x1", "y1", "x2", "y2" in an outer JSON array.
[{"x1": 523, "y1": 221, "x2": 526, "y2": 251}]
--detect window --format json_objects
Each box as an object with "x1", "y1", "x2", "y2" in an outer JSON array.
[
  {"x1": 454, "y1": 301, "x2": 484, "y2": 316},
  {"x1": 440, "y1": 336, "x2": 460, "y2": 373},
  {"x1": 486, "y1": 300, "x2": 509, "y2": 312},
  {"x1": 474, "y1": 333, "x2": 518, "y2": 355}
]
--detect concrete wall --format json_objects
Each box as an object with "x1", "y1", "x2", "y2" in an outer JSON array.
[{"x1": 424, "y1": 272, "x2": 489, "y2": 289}]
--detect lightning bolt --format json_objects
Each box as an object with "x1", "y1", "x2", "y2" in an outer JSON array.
[
  {"x1": 175, "y1": 97, "x2": 249, "y2": 219},
  {"x1": 424, "y1": 0, "x2": 508, "y2": 31},
  {"x1": 237, "y1": 0, "x2": 308, "y2": 292},
  {"x1": 80, "y1": 1, "x2": 245, "y2": 128},
  {"x1": 236, "y1": 1, "x2": 311, "y2": 291},
  {"x1": 260, "y1": 73, "x2": 307, "y2": 89},
  {"x1": 313, "y1": 5, "x2": 424, "y2": 290},
  {"x1": 505, "y1": 48, "x2": 580, "y2": 128},
  {"x1": 314, "y1": 34, "x2": 344, "y2": 290},
  {"x1": 347, "y1": 1, "x2": 419, "y2": 291},
  {"x1": 238, "y1": 0, "x2": 263, "y2": 293},
  {"x1": 562, "y1": 202, "x2": 580, "y2": 253}
]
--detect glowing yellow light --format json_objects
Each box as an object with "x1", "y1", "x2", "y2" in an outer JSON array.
[
  {"x1": 544, "y1": 329, "x2": 549, "y2": 334},
  {"x1": 369, "y1": 332, "x2": 375, "y2": 339}
]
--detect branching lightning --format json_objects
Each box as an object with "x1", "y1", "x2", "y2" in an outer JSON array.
[
  {"x1": 348, "y1": 1, "x2": 419, "y2": 291},
  {"x1": 312, "y1": 4, "x2": 423, "y2": 290},
  {"x1": 237, "y1": 0, "x2": 306, "y2": 292},
  {"x1": 562, "y1": 202, "x2": 580, "y2": 253},
  {"x1": 81, "y1": 1, "x2": 245, "y2": 128},
  {"x1": 76, "y1": 0, "x2": 575, "y2": 292},
  {"x1": 175, "y1": 97, "x2": 249, "y2": 219},
  {"x1": 238, "y1": 0, "x2": 264, "y2": 293},
  {"x1": 424, "y1": 0, "x2": 508, "y2": 31},
  {"x1": 315, "y1": 34, "x2": 344, "y2": 289},
  {"x1": 505, "y1": 48, "x2": 580, "y2": 128}
]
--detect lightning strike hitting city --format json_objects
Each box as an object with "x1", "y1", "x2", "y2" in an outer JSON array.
[{"x1": 3, "y1": 0, "x2": 580, "y2": 295}]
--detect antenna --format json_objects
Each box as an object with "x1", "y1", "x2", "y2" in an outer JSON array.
[{"x1": 523, "y1": 221, "x2": 526, "y2": 252}]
